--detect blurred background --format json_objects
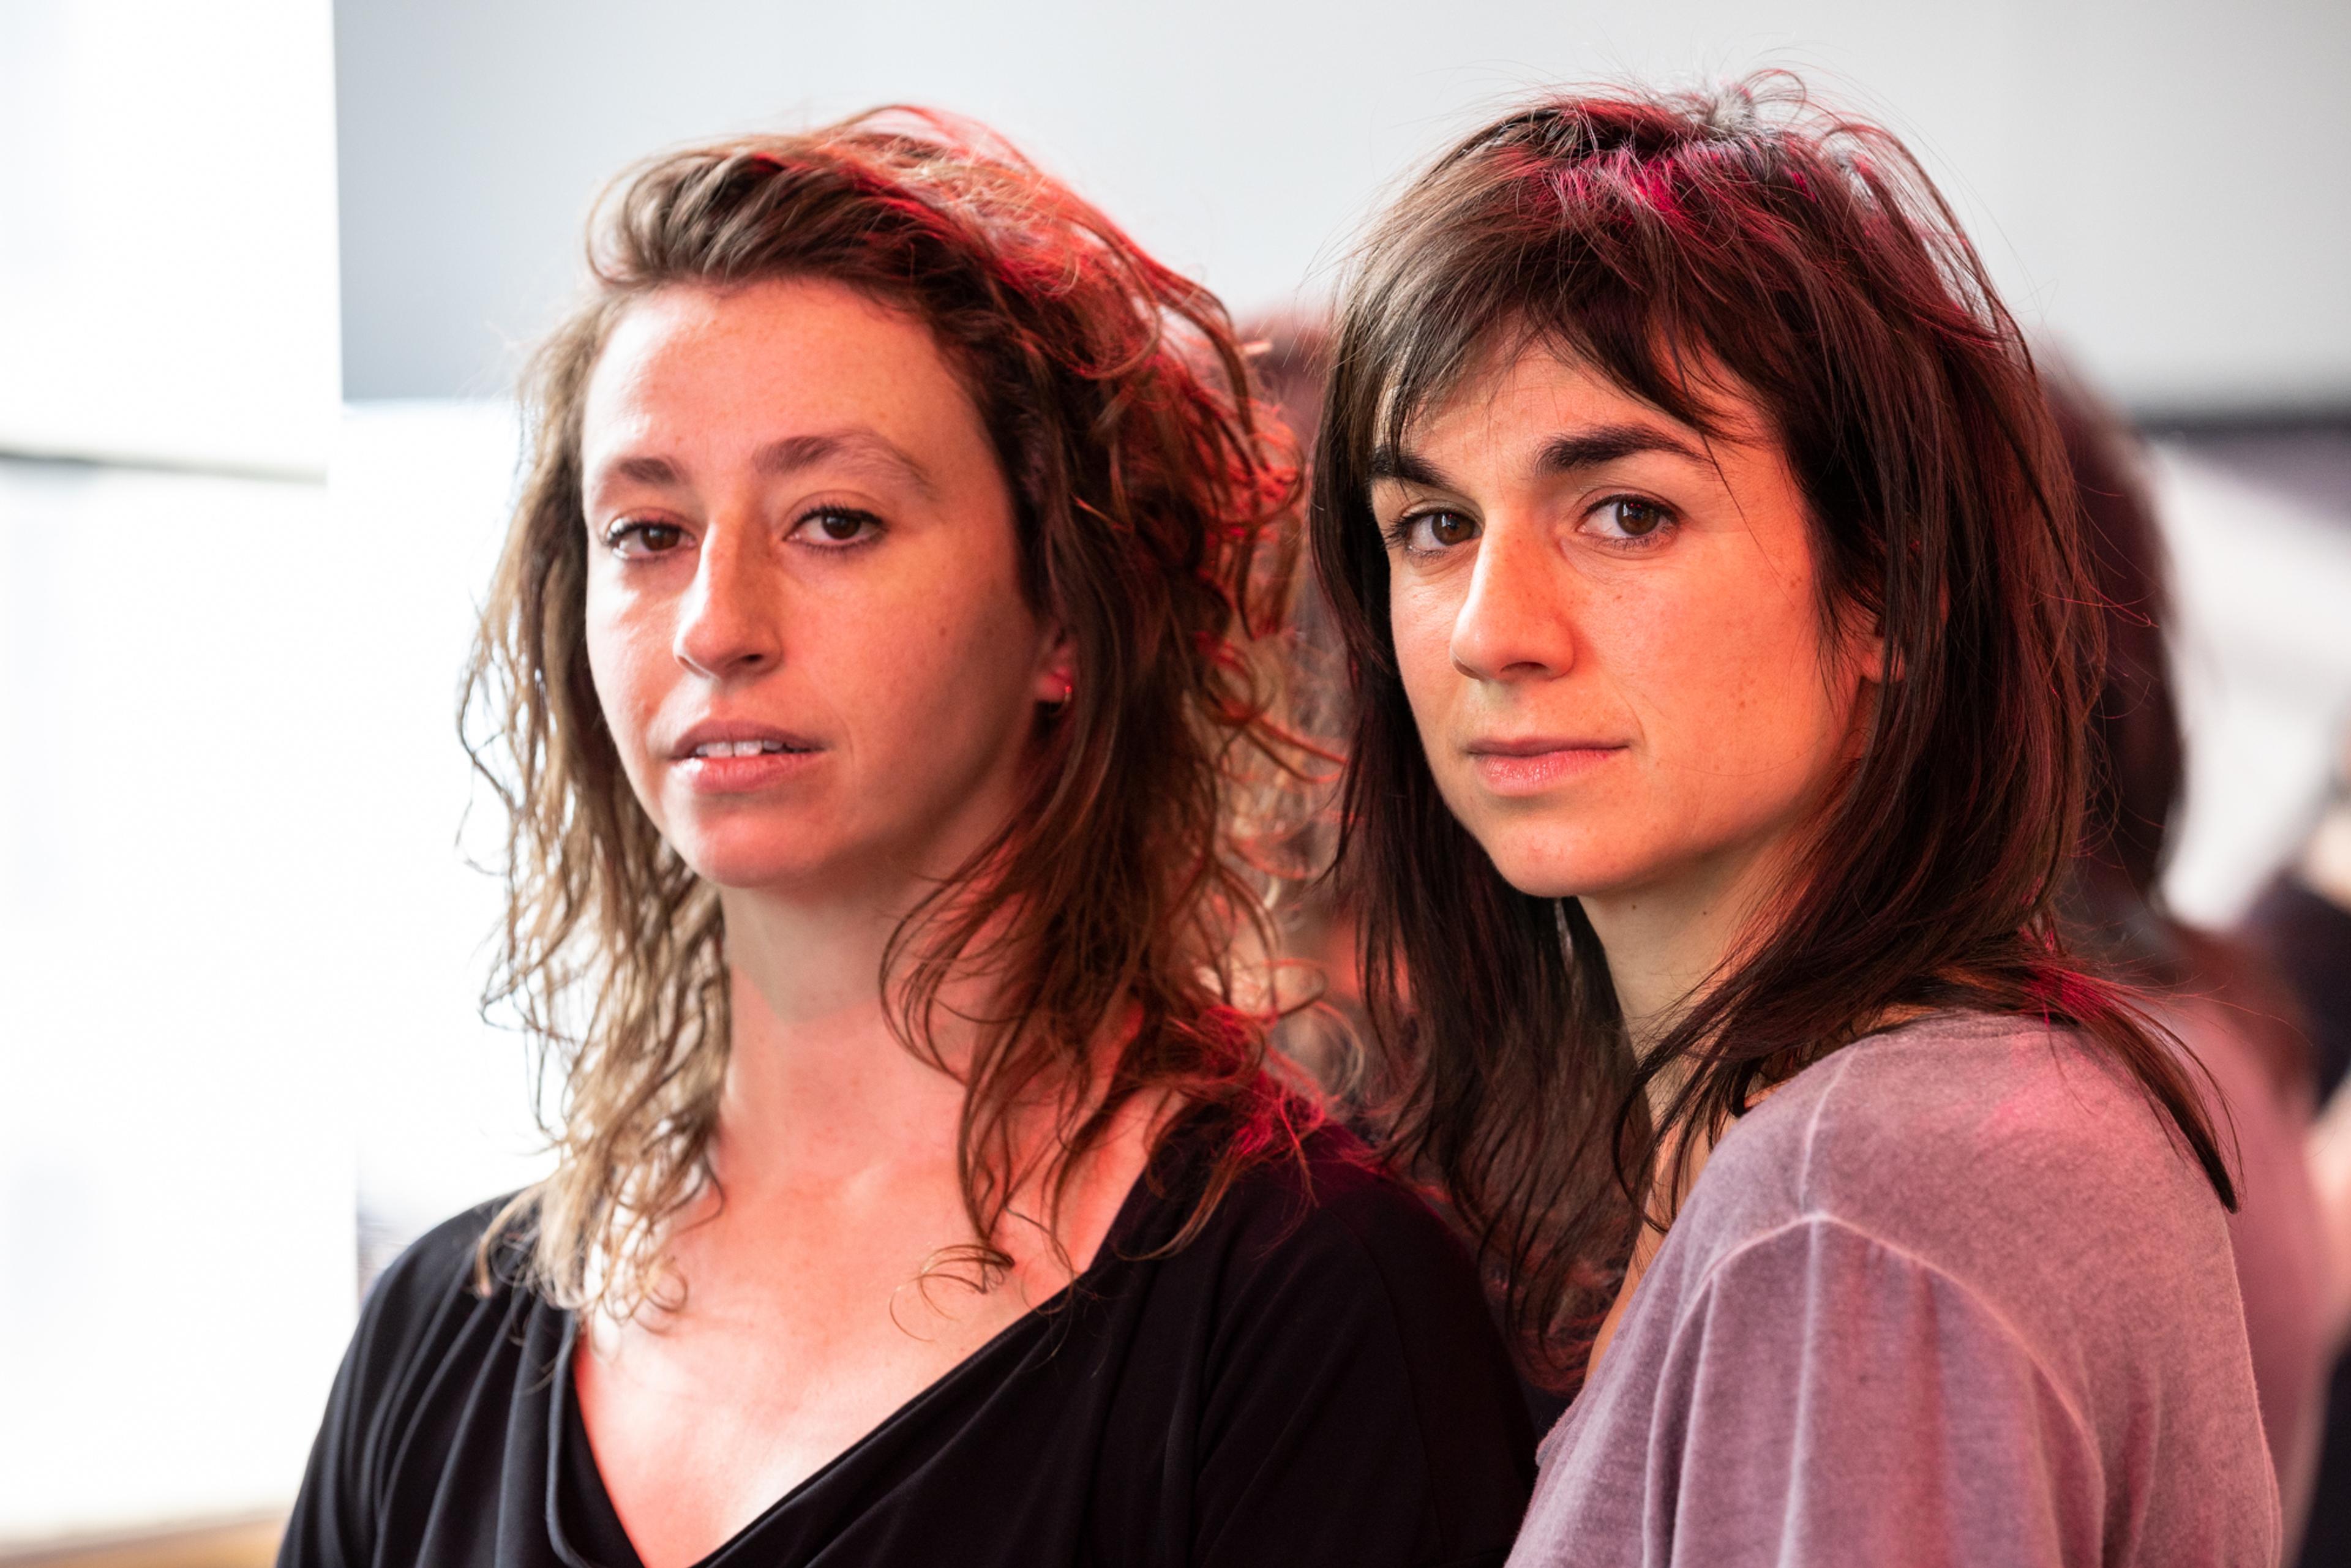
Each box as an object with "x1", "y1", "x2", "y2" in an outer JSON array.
[{"x1": 3, "y1": 0, "x2": 2347, "y2": 1555}]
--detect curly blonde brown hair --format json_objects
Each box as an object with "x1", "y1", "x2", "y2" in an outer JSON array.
[{"x1": 462, "y1": 109, "x2": 1314, "y2": 1318}]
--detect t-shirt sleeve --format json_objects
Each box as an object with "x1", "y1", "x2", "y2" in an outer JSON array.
[
  {"x1": 1189, "y1": 1180, "x2": 1535, "y2": 1568},
  {"x1": 1646, "y1": 1216, "x2": 2105, "y2": 1568},
  {"x1": 277, "y1": 1297, "x2": 383, "y2": 1568},
  {"x1": 276, "y1": 1209, "x2": 489, "y2": 1568}
]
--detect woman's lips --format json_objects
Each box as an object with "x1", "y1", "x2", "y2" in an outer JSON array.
[
  {"x1": 1465, "y1": 741, "x2": 1627, "y2": 795},
  {"x1": 675, "y1": 747, "x2": 824, "y2": 793},
  {"x1": 667, "y1": 724, "x2": 826, "y2": 795}
]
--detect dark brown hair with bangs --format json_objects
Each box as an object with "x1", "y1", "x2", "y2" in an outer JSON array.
[
  {"x1": 1310, "y1": 76, "x2": 2232, "y2": 1389},
  {"x1": 465, "y1": 109, "x2": 1311, "y2": 1317}
]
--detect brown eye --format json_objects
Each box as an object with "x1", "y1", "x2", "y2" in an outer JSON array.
[
  {"x1": 1395, "y1": 509, "x2": 1478, "y2": 553},
  {"x1": 1589, "y1": 496, "x2": 1675, "y2": 543},
  {"x1": 1382, "y1": 505, "x2": 1482, "y2": 557},
  {"x1": 609, "y1": 520, "x2": 687, "y2": 555},
  {"x1": 795, "y1": 508, "x2": 883, "y2": 548},
  {"x1": 1618, "y1": 500, "x2": 1663, "y2": 535}
]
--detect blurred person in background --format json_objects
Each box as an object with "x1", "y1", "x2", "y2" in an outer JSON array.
[
  {"x1": 1242, "y1": 313, "x2": 1367, "y2": 1092},
  {"x1": 2050, "y1": 367, "x2": 2336, "y2": 1555},
  {"x1": 278, "y1": 113, "x2": 1532, "y2": 1568},
  {"x1": 1312, "y1": 78, "x2": 2277, "y2": 1562},
  {"x1": 2246, "y1": 742, "x2": 2351, "y2": 1104},
  {"x1": 2245, "y1": 730, "x2": 2351, "y2": 1568}
]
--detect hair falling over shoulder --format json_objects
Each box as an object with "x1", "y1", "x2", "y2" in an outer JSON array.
[
  {"x1": 461, "y1": 109, "x2": 1321, "y2": 1321},
  {"x1": 1310, "y1": 75, "x2": 2235, "y2": 1391}
]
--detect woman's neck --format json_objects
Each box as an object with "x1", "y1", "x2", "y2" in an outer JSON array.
[
  {"x1": 1581, "y1": 843, "x2": 1782, "y2": 1058},
  {"x1": 1578, "y1": 847, "x2": 1787, "y2": 1384},
  {"x1": 710, "y1": 880, "x2": 975, "y2": 1199},
  {"x1": 707, "y1": 879, "x2": 1155, "y2": 1229}
]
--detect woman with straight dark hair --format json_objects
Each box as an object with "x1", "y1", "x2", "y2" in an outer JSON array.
[
  {"x1": 1313, "y1": 77, "x2": 2277, "y2": 1562},
  {"x1": 279, "y1": 111, "x2": 1532, "y2": 1568}
]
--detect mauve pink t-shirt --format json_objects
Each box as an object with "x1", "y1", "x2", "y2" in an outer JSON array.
[{"x1": 1509, "y1": 1011, "x2": 2279, "y2": 1567}]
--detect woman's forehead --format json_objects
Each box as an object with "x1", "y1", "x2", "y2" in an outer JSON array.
[{"x1": 1389, "y1": 328, "x2": 1769, "y2": 458}]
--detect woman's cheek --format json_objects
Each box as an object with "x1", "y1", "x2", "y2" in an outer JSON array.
[
  {"x1": 1390, "y1": 582, "x2": 1463, "y2": 724},
  {"x1": 583, "y1": 599, "x2": 675, "y2": 804},
  {"x1": 1627, "y1": 568, "x2": 1777, "y2": 754}
]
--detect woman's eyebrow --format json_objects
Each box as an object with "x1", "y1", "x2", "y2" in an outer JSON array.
[
  {"x1": 1535, "y1": 422, "x2": 1708, "y2": 473},
  {"x1": 1371, "y1": 421, "x2": 1711, "y2": 492},
  {"x1": 1369, "y1": 444, "x2": 1453, "y2": 488},
  {"x1": 753, "y1": 427, "x2": 938, "y2": 499},
  {"x1": 600, "y1": 453, "x2": 685, "y2": 489}
]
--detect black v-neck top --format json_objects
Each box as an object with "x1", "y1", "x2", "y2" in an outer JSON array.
[{"x1": 278, "y1": 1113, "x2": 1535, "y2": 1568}]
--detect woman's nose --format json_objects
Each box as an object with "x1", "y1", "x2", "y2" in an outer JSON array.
[
  {"x1": 1449, "y1": 521, "x2": 1575, "y2": 683},
  {"x1": 673, "y1": 523, "x2": 782, "y2": 680}
]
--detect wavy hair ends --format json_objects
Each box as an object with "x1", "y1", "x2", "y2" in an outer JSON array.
[
  {"x1": 1311, "y1": 75, "x2": 2233, "y2": 1389},
  {"x1": 463, "y1": 108, "x2": 1315, "y2": 1319}
]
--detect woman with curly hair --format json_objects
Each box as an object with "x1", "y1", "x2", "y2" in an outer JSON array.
[
  {"x1": 279, "y1": 113, "x2": 1531, "y2": 1568},
  {"x1": 1311, "y1": 79, "x2": 2277, "y2": 1562}
]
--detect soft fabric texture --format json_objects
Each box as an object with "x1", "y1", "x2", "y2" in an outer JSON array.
[
  {"x1": 1509, "y1": 1010, "x2": 2279, "y2": 1568},
  {"x1": 280, "y1": 1111, "x2": 1534, "y2": 1568}
]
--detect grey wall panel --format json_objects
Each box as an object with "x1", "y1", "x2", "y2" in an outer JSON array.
[{"x1": 332, "y1": 0, "x2": 2351, "y2": 413}]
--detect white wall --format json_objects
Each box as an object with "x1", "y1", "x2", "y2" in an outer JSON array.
[
  {"x1": 0, "y1": 405, "x2": 564, "y2": 1542},
  {"x1": 0, "y1": 2, "x2": 352, "y2": 1540},
  {"x1": 332, "y1": 0, "x2": 2351, "y2": 412},
  {"x1": 0, "y1": 0, "x2": 340, "y2": 475},
  {"x1": 2157, "y1": 446, "x2": 2351, "y2": 924},
  {"x1": 327, "y1": 403, "x2": 557, "y2": 1253},
  {"x1": 0, "y1": 460, "x2": 353, "y2": 1538}
]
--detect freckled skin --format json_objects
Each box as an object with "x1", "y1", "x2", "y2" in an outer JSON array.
[
  {"x1": 1378, "y1": 340, "x2": 1885, "y2": 1371},
  {"x1": 1373, "y1": 342, "x2": 1875, "y2": 931},
  {"x1": 579, "y1": 279, "x2": 1068, "y2": 906},
  {"x1": 567, "y1": 279, "x2": 1103, "y2": 1566}
]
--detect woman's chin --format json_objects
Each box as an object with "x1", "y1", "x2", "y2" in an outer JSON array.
[
  {"x1": 1474, "y1": 825, "x2": 1645, "y2": 904},
  {"x1": 672, "y1": 835, "x2": 846, "y2": 897}
]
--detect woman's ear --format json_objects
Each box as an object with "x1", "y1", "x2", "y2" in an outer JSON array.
[
  {"x1": 1033, "y1": 624, "x2": 1076, "y2": 709},
  {"x1": 1833, "y1": 604, "x2": 1891, "y2": 760},
  {"x1": 1843, "y1": 587, "x2": 1900, "y2": 687},
  {"x1": 1861, "y1": 620, "x2": 1893, "y2": 686}
]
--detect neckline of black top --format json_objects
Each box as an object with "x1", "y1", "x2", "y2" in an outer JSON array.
[
  {"x1": 547, "y1": 1104, "x2": 1220, "y2": 1568},
  {"x1": 277, "y1": 1097, "x2": 1540, "y2": 1568}
]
